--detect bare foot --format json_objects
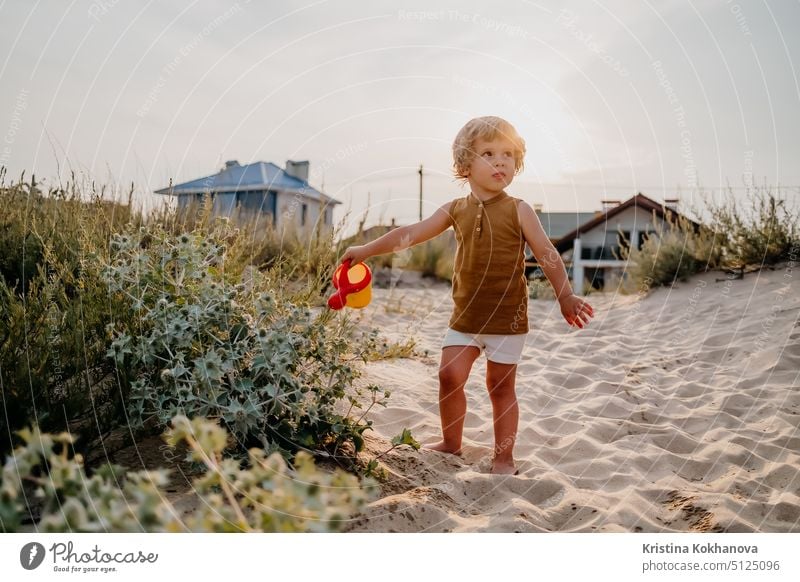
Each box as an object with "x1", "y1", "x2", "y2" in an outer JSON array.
[
  {"x1": 423, "y1": 441, "x2": 462, "y2": 456},
  {"x1": 490, "y1": 460, "x2": 519, "y2": 475}
]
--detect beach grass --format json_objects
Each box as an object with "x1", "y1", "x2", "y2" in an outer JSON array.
[
  {"x1": 621, "y1": 187, "x2": 799, "y2": 291},
  {"x1": 0, "y1": 169, "x2": 410, "y2": 465}
]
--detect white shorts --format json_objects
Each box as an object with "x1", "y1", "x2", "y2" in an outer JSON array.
[{"x1": 441, "y1": 327, "x2": 527, "y2": 365}]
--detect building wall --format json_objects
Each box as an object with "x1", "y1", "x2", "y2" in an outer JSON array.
[
  {"x1": 213, "y1": 192, "x2": 237, "y2": 216},
  {"x1": 276, "y1": 191, "x2": 334, "y2": 236},
  {"x1": 176, "y1": 192, "x2": 237, "y2": 215},
  {"x1": 176, "y1": 190, "x2": 334, "y2": 238},
  {"x1": 177, "y1": 193, "x2": 200, "y2": 212}
]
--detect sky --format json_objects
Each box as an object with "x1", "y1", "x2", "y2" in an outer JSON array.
[{"x1": 1, "y1": 0, "x2": 798, "y2": 234}]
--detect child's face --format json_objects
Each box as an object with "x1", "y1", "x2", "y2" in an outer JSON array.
[{"x1": 465, "y1": 136, "x2": 517, "y2": 193}]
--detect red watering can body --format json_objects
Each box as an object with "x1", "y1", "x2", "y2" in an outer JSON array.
[{"x1": 327, "y1": 259, "x2": 372, "y2": 310}]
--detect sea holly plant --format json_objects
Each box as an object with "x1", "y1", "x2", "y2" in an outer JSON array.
[
  {"x1": 101, "y1": 223, "x2": 388, "y2": 464},
  {"x1": 0, "y1": 416, "x2": 376, "y2": 532},
  {"x1": 364, "y1": 428, "x2": 422, "y2": 478}
]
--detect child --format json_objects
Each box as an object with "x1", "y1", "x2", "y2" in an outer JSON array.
[{"x1": 341, "y1": 116, "x2": 594, "y2": 475}]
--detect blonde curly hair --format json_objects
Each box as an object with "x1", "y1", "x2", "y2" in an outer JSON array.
[{"x1": 452, "y1": 116, "x2": 526, "y2": 182}]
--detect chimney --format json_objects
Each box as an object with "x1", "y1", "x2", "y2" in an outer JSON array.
[
  {"x1": 601, "y1": 199, "x2": 621, "y2": 211},
  {"x1": 224, "y1": 160, "x2": 239, "y2": 170},
  {"x1": 285, "y1": 160, "x2": 309, "y2": 182},
  {"x1": 533, "y1": 203, "x2": 543, "y2": 212}
]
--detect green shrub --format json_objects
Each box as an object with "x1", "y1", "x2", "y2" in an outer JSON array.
[
  {"x1": 408, "y1": 236, "x2": 454, "y2": 281},
  {"x1": 101, "y1": 222, "x2": 387, "y2": 462},
  {"x1": 409, "y1": 240, "x2": 442, "y2": 278},
  {"x1": 0, "y1": 171, "x2": 141, "y2": 458},
  {"x1": 621, "y1": 214, "x2": 700, "y2": 289},
  {"x1": 163, "y1": 195, "x2": 346, "y2": 309},
  {"x1": 685, "y1": 221, "x2": 724, "y2": 270},
  {"x1": 528, "y1": 278, "x2": 555, "y2": 300},
  {"x1": 702, "y1": 188, "x2": 799, "y2": 269},
  {"x1": 434, "y1": 247, "x2": 454, "y2": 282},
  {"x1": 622, "y1": 188, "x2": 800, "y2": 291},
  {"x1": 0, "y1": 415, "x2": 376, "y2": 532}
]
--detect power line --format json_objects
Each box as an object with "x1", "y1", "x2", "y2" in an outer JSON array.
[
  {"x1": 324, "y1": 174, "x2": 800, "y2": 191},
  {"x1": 320, "y1": 165, "x2": 800, "y2": 197},
  {"x1": 514, "y1": 183, "x2": 800, "y2": 191}
]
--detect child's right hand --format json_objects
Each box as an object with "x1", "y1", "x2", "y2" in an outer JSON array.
[{"x1": 340, "y1": 245, "x2": 370, "y2": 265}]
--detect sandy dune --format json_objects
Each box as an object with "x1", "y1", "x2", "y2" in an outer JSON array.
[{"x1": 342, "y1": 264, "x2": 800, "y2": 532}]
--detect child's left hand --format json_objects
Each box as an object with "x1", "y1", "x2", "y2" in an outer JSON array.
[{"x1": 559, "y1": 294, "x2": 594, "y2": 328}]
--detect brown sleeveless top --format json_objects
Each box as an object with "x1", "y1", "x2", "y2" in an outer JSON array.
[{"x1": 445, "y1": 191, "x2": 529, "y2": 335}]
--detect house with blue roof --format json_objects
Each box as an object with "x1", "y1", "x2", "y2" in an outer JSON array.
[{"x1": 154, "y1": 159, "x2": 341, "y2": 236}]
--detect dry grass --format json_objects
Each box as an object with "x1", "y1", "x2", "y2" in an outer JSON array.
[{"x1": 620, "y1": 187, "x2": 798, "y2": 291}]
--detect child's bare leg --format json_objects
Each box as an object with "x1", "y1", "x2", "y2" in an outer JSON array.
[
  {"x1": 424, "y1": 345, "x2": 481, "y2": 455},
  {"x1": 486, "y1": 360, "x2": 519, "y2": 474}
]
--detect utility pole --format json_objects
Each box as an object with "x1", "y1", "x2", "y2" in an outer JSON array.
[{"x1": 418, "y1": 164, "x2": 423, "y2": 221}]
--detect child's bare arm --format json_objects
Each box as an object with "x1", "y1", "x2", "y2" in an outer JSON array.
[
  {"x1": 518, "y1": 201, "x2": 594, "y2": 327},
  {"x1": 518, "y1": 201, "x2": 574, "y2": 299},
  {"x1": 341, "y1": 201, "x2": 453, "y2": 264}
]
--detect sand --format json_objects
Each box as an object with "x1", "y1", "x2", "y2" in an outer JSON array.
[{"x1": 342, "y1": 264, "x2": 800, "y2": 532}]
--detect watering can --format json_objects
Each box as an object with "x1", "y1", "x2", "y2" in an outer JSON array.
[{"x1": 327, "y1": 258, "x2": 372, "y2": 310}]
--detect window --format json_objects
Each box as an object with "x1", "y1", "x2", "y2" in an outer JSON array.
[
  {"x1": 301, "y1": 203, "x2": 308, "y2": 227},
  {"x1": 617, "y1": 230, "x2": 631, "y2": 250}
]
